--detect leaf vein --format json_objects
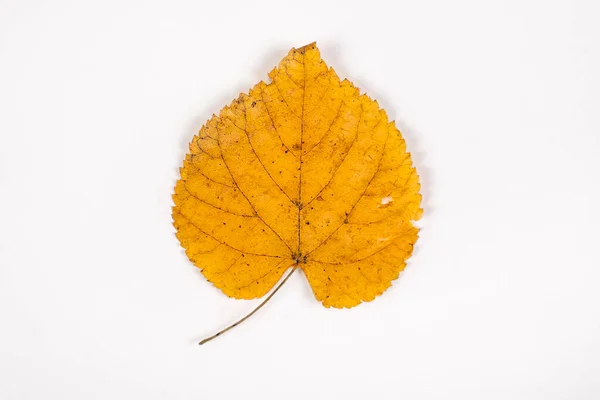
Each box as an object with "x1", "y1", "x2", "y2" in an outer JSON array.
[
  {"x1": 259, "y1": 88, "x2": 300, "y2": 160},
  {"x1": 239, "y1": 102, "x2": 295, "y2": 203},
  {"x1": 305, "y1": 122, "x2": 391, "y2": 257},
  {"x1": 215, "y1": 119, "x2": 293, "y2": 252},
  {"x1": 175, "y1": 211, "x2": 287, "y2": 259},
  {"x1": 182, "y1": 183, "x2": 255, "y2": 218}
]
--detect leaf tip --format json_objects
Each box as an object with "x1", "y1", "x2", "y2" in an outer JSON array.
[{"x1": 295, "y1": 41, "x2": 317, "y2": 54}]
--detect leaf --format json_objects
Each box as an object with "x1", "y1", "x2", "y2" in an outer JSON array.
[{"x1": 172, "y1": 42, "x2": 422, "y2": 341}]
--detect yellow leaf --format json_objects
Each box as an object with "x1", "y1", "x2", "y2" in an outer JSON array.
[{"x1": 172, "y1": 43, "x2": 422, "y2": 314}]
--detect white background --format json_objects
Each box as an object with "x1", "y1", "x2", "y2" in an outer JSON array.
[{"x1": 1, "y1": 0, "x2": 599, "y2": 398}]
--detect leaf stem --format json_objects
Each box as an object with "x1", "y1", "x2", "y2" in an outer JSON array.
[{"x1": 199, "y1": 266, "x2": 298, "y2": 345}]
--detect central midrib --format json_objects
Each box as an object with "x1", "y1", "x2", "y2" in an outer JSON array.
[{"x1": 296, "y1": 49, "x2": 306, "y2": 262}]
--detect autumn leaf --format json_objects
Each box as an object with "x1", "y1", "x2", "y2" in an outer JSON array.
[{"x1": 172, "y1": 42, "x2": 422, "y2": 344}]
